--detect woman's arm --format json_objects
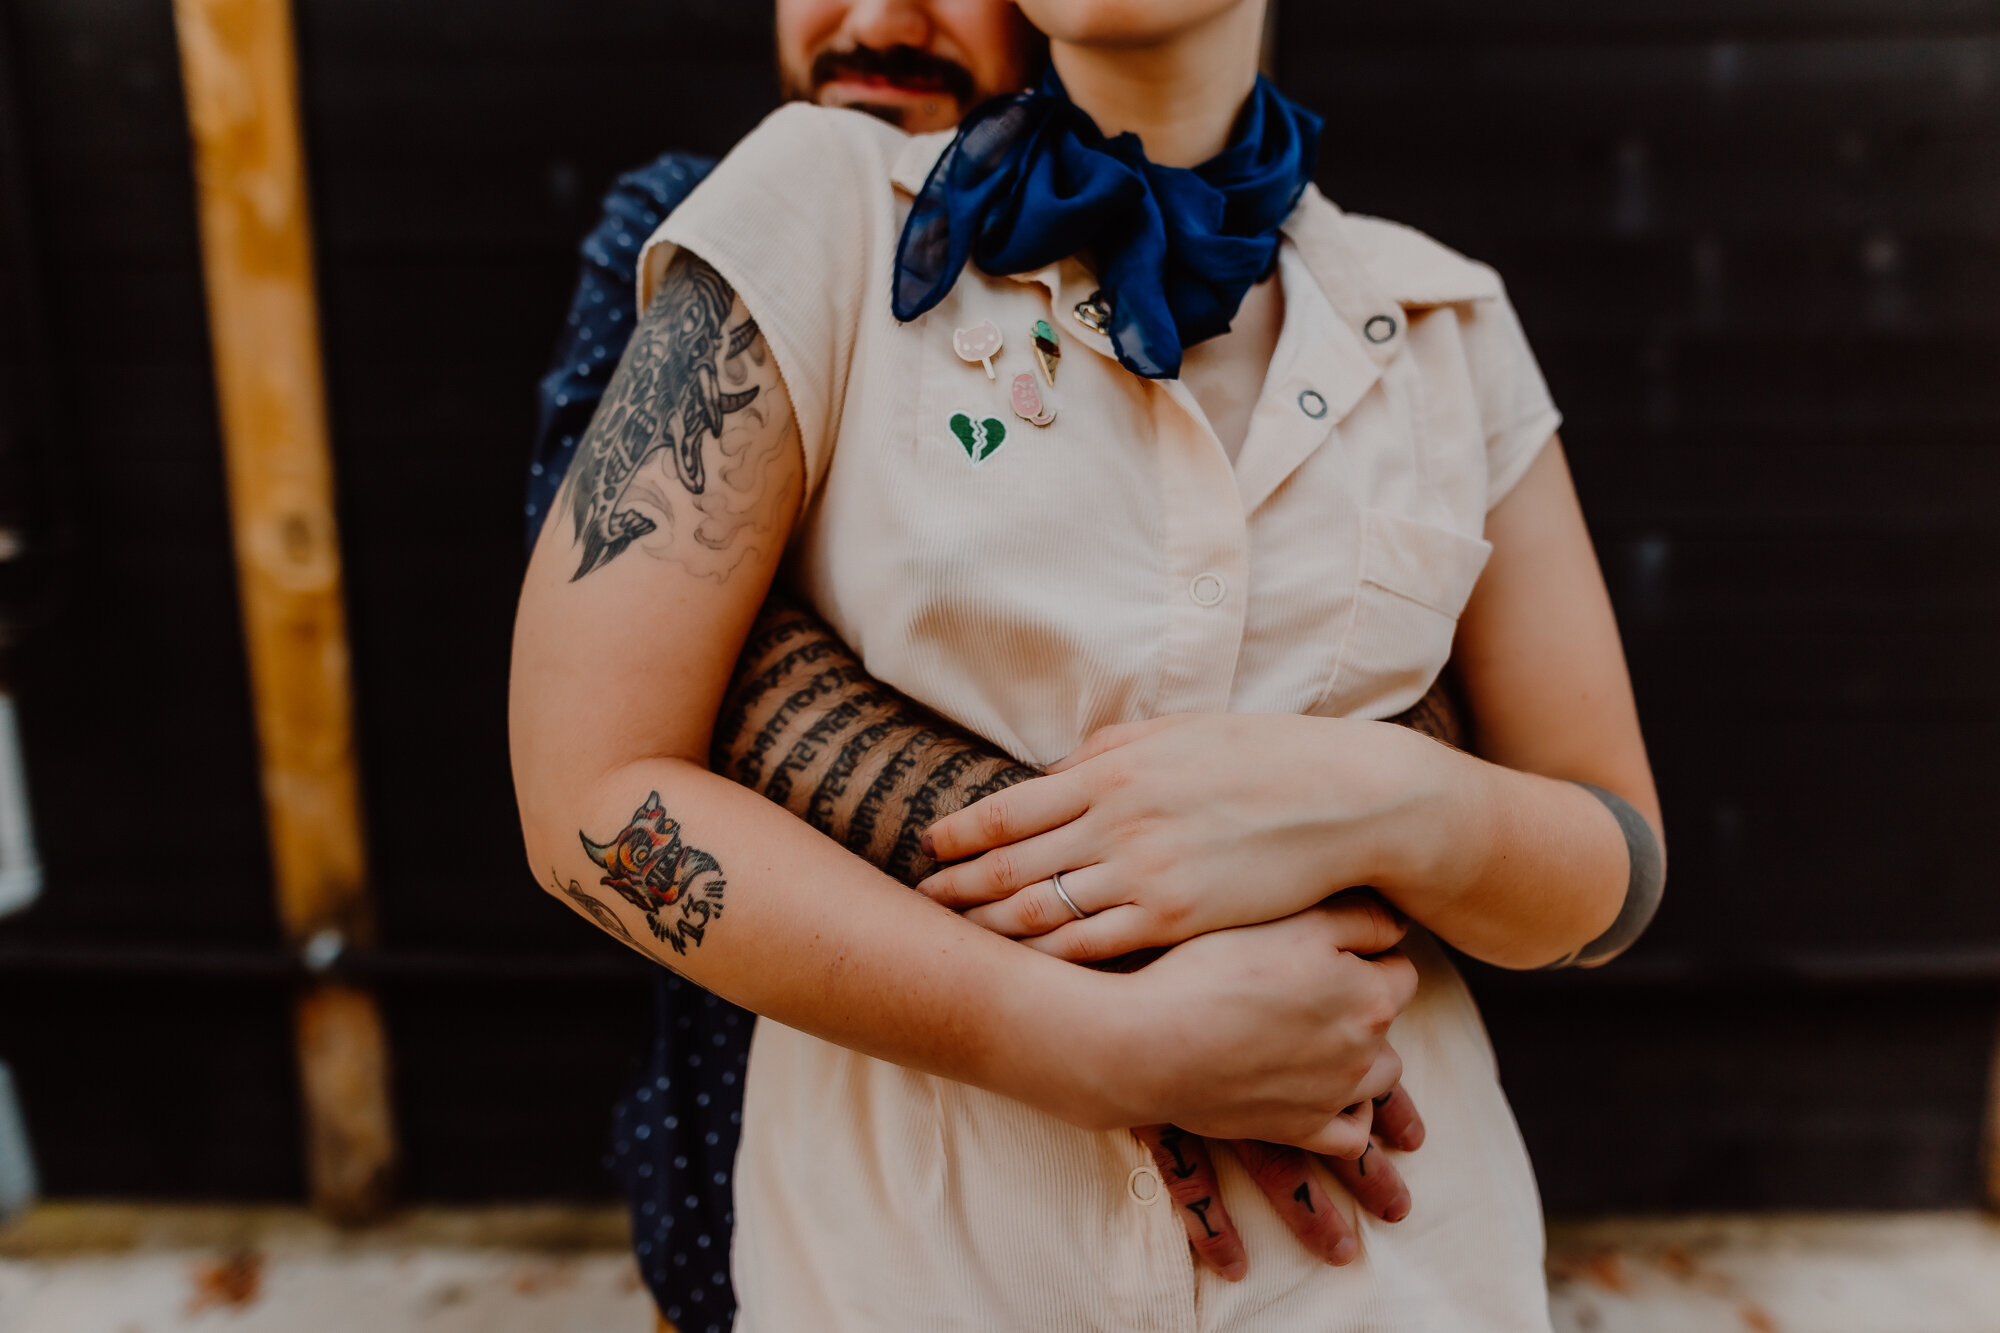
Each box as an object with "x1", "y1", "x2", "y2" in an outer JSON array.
[
  {"x1": 1412, "y1": 438, "x2": 1663, "y2": 965},
  {"x1": 511, "y1": 249, "x2": 1414, "y2": 1152},
  {"x1": 918, "y1": 438, "x2": 1661, "y2": 971}
]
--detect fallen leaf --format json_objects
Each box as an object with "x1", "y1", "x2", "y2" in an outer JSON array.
[
  {"x1": 187, "y1": 1250, "x2": 263, "y2": 1313},
  {"x1": 1740, "y1": 1302, "x2": 1778, "y2": 1332}
]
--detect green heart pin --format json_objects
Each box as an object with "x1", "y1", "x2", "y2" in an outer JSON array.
[{"x1": 949, "y1": 412, "x2": 1008, "y2": 464}]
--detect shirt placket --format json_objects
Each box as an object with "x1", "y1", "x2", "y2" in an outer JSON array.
[
  {"x1": 1151, "y1": 378, "x2": 1251, "y2": 715},
  {"x1": 1034, "y1": 261, "x2": 1251, "y2": 716}
]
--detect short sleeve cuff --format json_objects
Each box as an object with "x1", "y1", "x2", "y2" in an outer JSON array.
[{"x1": 1486, "y1": 406, "x2": 1562, "y2": 511}]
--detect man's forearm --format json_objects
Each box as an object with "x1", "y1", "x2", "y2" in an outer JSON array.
[
  {"x1": 710, "y1": 595, "x2": 1039, "y2": 885},
  {"x1": 714, "y1": 593, "x2": 1467, "y2": 886}
]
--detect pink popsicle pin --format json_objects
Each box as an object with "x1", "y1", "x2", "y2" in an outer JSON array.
[
  {"x1": 953, "y1": 320, "x2": 1004, "y2": 379},
  {"x1": 1010, "y1": 371, "x2": 1056, "y2": 427}
]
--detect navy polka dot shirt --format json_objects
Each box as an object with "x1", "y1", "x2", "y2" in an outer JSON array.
[{"x1": 529, "y1": 152, "x2": 750, "y2": 1332}]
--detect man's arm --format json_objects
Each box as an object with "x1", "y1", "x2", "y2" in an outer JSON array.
[
  {"x1": 713, "y1": 593, "x2": 1464, "y2": 887},
  {"x1": 709, "y1": 595, "x2": 1037, "y2": 886}
]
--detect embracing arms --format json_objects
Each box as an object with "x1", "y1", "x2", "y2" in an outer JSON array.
[{"x1": 509, "y1": 250, "x2": 1412, "y2": 1153}]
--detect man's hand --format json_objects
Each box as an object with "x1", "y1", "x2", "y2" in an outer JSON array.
[{"x1": 1133, "y1": 1081, "x2": 1426, "y2": 1279}]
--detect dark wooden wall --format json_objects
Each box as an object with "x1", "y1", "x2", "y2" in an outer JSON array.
[{"x1": 1, "y1": 0, "x2": 1995, "y2": 1210}]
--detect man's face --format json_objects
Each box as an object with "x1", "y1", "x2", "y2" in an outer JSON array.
[{"x1": 777, "y1": 0, "x2": 1040, "y2": 134}]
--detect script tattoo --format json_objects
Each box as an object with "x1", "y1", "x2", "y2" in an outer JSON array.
[
  {"x1": 579, "y1": 792, "x2": 725, "y2": 955},
  {"x1": 711, "y1": 595, "x2": 1038, "y2": 886},
  {"x1": 562, "y1": 251, "x2": 792, "y2": 582}
]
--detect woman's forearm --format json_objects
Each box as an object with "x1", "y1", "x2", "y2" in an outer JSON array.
[
  {"x1": 525, "y1": 755, "x2": 1121, "y2": 1122},
  {"x1": 522, "y1": 753, "x2": 1421, "y2": 1154},
  {"x1": 1370, "y1": 730, "x2": 1640, "y2": 970}
]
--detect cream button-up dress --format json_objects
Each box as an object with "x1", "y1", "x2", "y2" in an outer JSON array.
[{"x1": 642, "y1": 104, "x2": 1564, "y2": 1333}]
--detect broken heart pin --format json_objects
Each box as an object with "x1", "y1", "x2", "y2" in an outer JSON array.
[{"x1": 952, "y1": 319, "x2": 1003, "y2": 379}]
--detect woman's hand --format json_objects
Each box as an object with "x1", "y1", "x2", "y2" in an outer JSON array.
[
  {"x1": 917, "y1": 713, "x2": 1455, "y2": 961},
  {"x1": 1087, "y1": 896, "x2": 1416, "y2": 1156}
]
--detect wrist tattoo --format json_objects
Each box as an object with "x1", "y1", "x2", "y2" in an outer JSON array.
[
  {"x1": 1542, "y1": 782, "x2": 1665, "y2": 969},
  {"x1": 579, "y1": 792, "x2": 726, "y2": 955}
]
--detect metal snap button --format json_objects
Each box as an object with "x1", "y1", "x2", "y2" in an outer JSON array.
[
  {"x1": 1298, "y1": 388, "x2": 1328, "y2": 419},
  {"x1": 1189, "y1": 573, "x2": 1226, "y2": 607},
  {"x1": 1073, "y1": 291, "x2": 1111, "y2": 334},
  {"x1": 1128, "y1": 1164, "x2": 1163, "y2": 1205},
  {"x1": 1364, "y1": 313, "x2": 1399, "y2": 344}
]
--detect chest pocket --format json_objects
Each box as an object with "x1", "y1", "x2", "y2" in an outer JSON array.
[{"x1": 1323, "y1": 508, "x2": 1492, "y2": 718}]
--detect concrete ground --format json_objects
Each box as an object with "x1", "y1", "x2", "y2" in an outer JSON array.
[{"x1": 2, "y1": 1204, "x2": 1998, "y2": 1332}]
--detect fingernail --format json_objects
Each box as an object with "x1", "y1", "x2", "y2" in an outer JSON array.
[
  {"x1": 1329, "y1": 1237, "x2": 1357, "y2": 1266},
  {"x1": 1221, "y1": 1261, "x2": 1248, "y2": 1283},
  {"x1": 919, "y1": 832, "x2": 936, "y2": 859},
  {"x1": 1384, "y1": 1193, "x2": 1411, "y2": 1223}
]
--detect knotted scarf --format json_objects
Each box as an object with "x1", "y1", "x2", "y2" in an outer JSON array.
[{"x1": 891, "y1": 68, "x2": 1322, "y2": 380}]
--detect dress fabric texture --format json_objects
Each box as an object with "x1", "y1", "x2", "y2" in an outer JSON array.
[
  {"x1": 643, "y1": 104, "x2": 1563, "y2": 1333},
  {"x1": 528, "y1": 152, "x2": 750, "y2": 1333}
]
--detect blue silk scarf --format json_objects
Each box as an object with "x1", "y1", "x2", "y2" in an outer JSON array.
[{"x1": 891, "y1": 69, "x2": 1322, "y2": 380}]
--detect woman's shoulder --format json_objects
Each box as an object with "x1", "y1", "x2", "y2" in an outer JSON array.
[
  {"x1": 710, "y1": 101, "x2": 914, "y2": 190},
  {"x1": 1335, "y1": 210, "x2": 1507, "y2": 308}
]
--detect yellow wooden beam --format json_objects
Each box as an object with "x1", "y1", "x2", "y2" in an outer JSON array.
[{"x1": 172, "y1": 0, "x2": 395, "y2": 1223}]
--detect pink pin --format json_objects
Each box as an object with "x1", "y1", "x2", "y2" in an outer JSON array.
[
  {"x1": 953, "y1": 320, "x2": 1004, "y2": 379},
  {"x1": 1010, "y1": 371, "x2": 1056, "y2": 427}
]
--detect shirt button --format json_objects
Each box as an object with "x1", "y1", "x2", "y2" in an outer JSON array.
[
  {"x1": 1128, "y1": 1165, "x2": 1164, "y2": 1205},
  {"x1": 1189, "y1": 573, "x2": 1227, "y2": 607},
  {"x1": 1298, "y1": 388, "x2": 1328, "y2": 419},
  {"x1": 1364, "y1": 313, "x2": 1399, "y2": 344}
]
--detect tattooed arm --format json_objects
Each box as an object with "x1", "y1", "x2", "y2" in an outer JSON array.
[
  {"x1": 510, "y1": 249, "x2": 1415, "y2": 1155},
  {"x1": 709, "y1": 595, "x2": 1034, "y2": 887},
  {"x1": 713, "y1": 595, "x2": 1464, "y2": 889}
]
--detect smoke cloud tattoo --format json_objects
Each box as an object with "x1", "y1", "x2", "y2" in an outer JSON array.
[
  {"x1": 578, "y1": 792, "x2": 726, "y2": 955},
  {"x1": 563, "y1": 252, "x2": 764, "y2": 581}
]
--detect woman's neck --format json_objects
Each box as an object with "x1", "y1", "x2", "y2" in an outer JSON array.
[{"x1": 1048, "y1": 7, "x2": 1266, "y2": 168}]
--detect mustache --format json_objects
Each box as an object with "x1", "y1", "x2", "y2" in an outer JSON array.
[{"x1": 810, "y1": 44, "x2": 977, "y2": 108}]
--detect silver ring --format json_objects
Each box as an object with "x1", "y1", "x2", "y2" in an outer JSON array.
[{"x1": 1050, "y1": 870, "x2": 1088, "y2": 920}]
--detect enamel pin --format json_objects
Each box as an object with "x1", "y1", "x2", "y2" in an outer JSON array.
[
  {"x1": 949, "y1": 411, "x2": 1008, "y2": 463},
  {"x1": 1072, "y1": 291, "x2": 1110, "y2": 334},
  {"x1": 1009, "y1": 372, "x2": 1056, "y2": 427},
  {"x1": 1031, "y1": 319, "x2": 1061, "y2": 386},
  {"x1": 952, "y1": 319, "x2": 1004, "y2": 379}
]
